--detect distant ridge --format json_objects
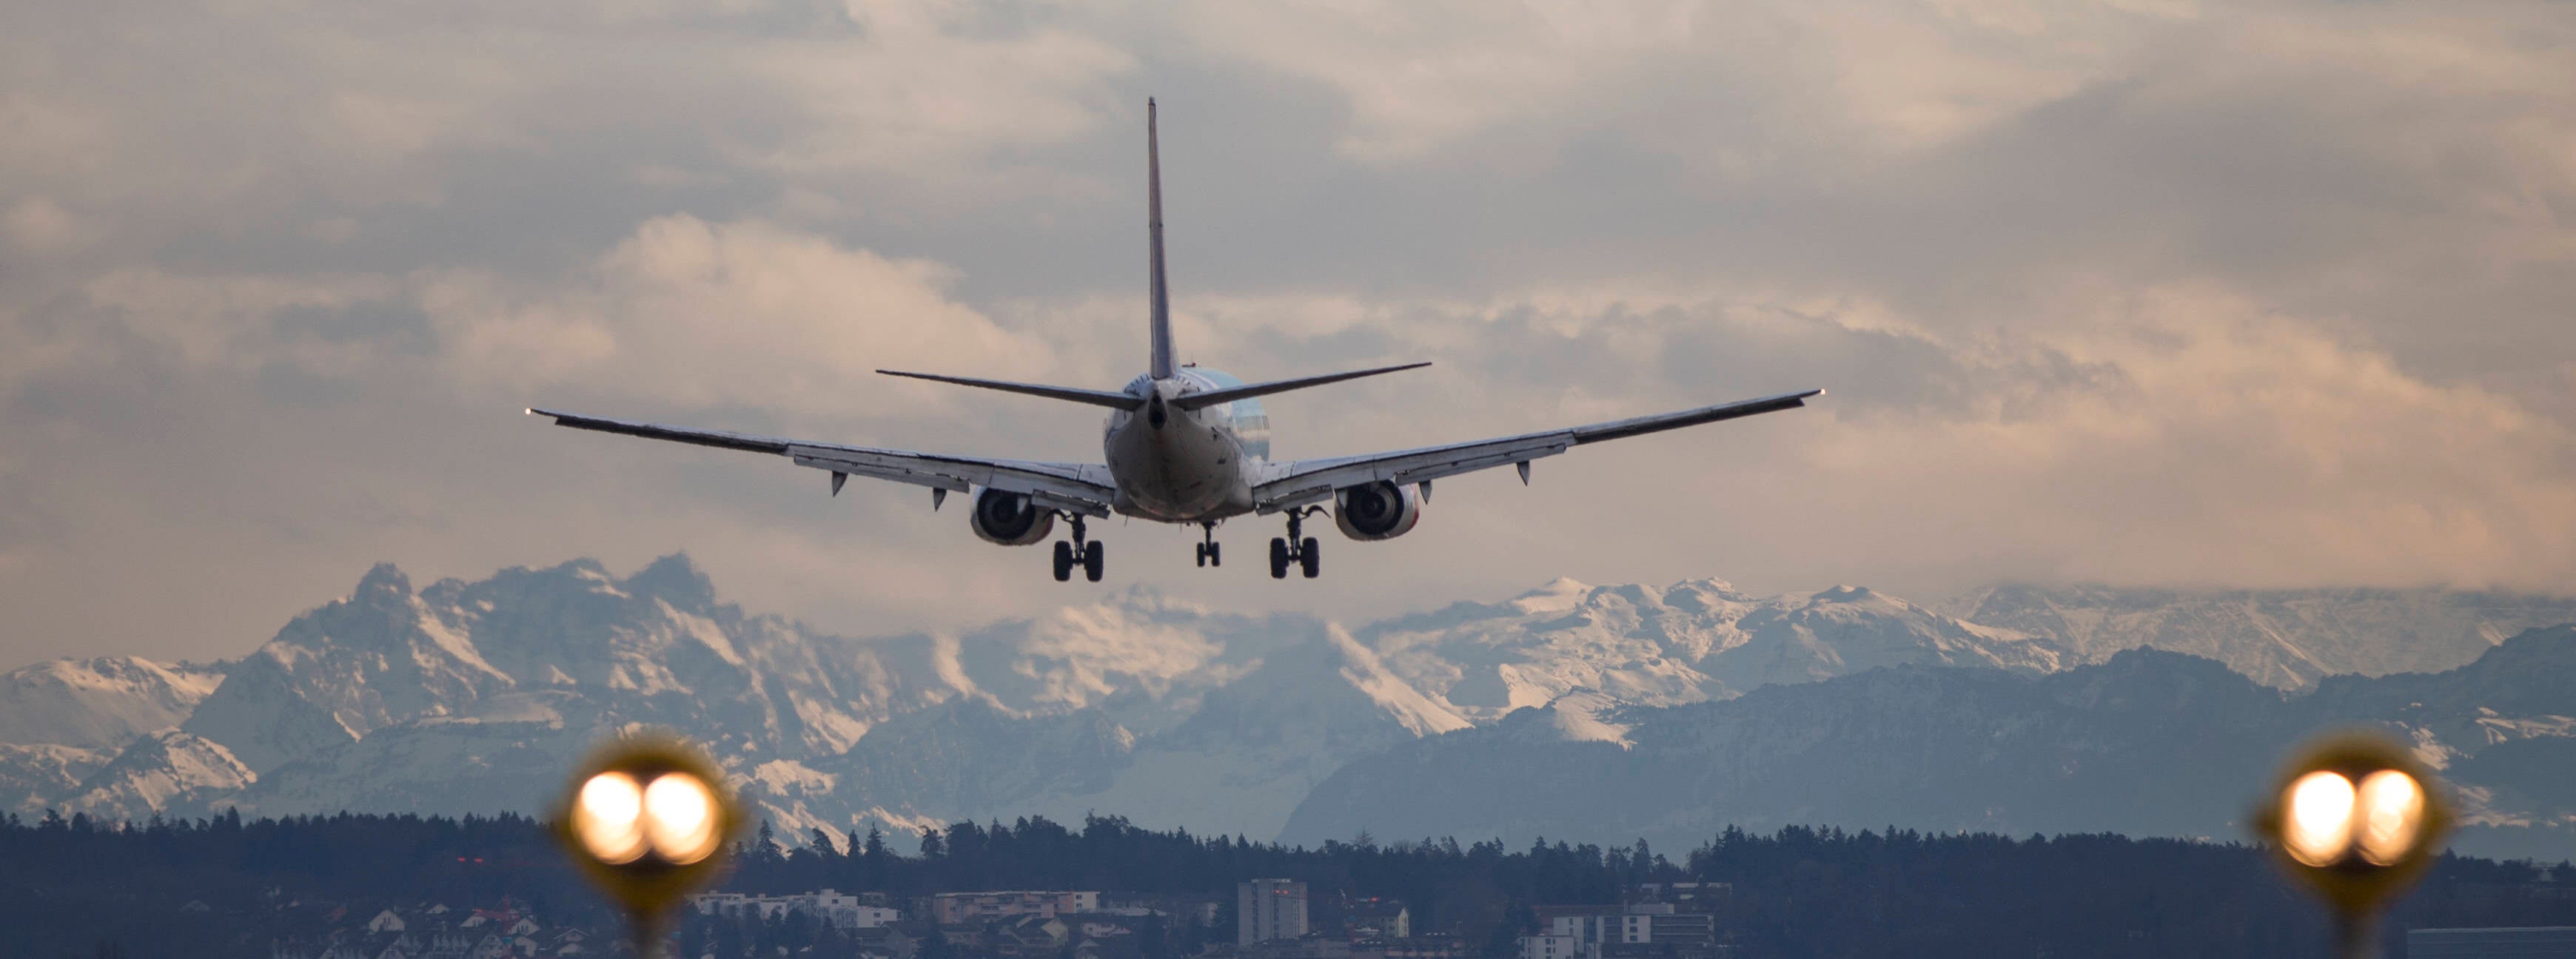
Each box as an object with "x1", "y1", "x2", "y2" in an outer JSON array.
[{"x1": 1, "y1": 557, "x2": 2570, "y2": 856}]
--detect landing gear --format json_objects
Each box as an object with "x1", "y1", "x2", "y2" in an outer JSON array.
[
  {"x1": 1195, "y1": 523, "x2": 1221, "y2": 568},
  {"x1": 1269, "y1": 508, "x2": 1323, "y2": 579},
  {"x1": 1053, "y1": 516, "x2": 1104, "y2": 583}
]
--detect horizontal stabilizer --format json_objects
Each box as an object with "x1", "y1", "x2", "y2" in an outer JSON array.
[
  {"x1": 877, "y1": 370, "x2": 1145, "y2": 410},
  {"x1": 1170, "y1": 362, "x2": 1431, "y2": 411}
]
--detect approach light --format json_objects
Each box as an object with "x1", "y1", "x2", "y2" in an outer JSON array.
[
  {"x1": 572, "y1": 770, "x2": 649, "y2": 864},
  {"x1": 2253, "y1": 730, "x2": 2453, "y2": 958},
  {"x1": 554, "y1": 733, "x2": 742, "y2": 956}
]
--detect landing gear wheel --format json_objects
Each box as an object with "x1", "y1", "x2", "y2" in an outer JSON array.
[
  {"x1": 1269, "y1": 537, "x2": 1291, "y2": 579},
  {"x1": 1299, "y1": 537, "x2": 1321, "y2": 579},
  {"x1": 1082, "y1": 541, "x2": 1105, "y2": 582},
  {"x1": 1207, "y1": 542, "x2": 1220, "y2": 567},
  {"x1": 1053, "y1": 541, "x2": 1074, "y2": 582},
  {"x1": 1195, "y1": 543, "x2": 1207, "y2": 568}
]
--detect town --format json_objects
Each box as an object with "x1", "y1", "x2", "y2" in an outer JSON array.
[
  {"x1": 12, "y1": 810, "x2": 2573, "y2": 958},
  {"x1": 270, "y1": 879, "x2": 1734, "y2": 959}
]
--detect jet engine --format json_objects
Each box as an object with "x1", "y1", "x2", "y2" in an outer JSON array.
[
  {"x1": 1333, "y1": 480, "x2": 1423, "y2": 541},
  {"x1": 970, "y1": 488, "x2": 1055, "y2": 545}
]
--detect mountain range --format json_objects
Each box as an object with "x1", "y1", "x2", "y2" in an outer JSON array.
[{"x1": 3, "y1": 556, "x2": 2570, "y2": 861}]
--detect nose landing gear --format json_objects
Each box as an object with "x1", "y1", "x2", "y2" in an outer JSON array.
[
  {"x1": 1269, "y1": 508, "x2": 1323, "y2": 579},
  {"x1": 1052, "y1": 515, "x2": 1104, "y2": 582},
  {"x1": 1195, "y1": 522, "x2": 1222, "y2": 568}
]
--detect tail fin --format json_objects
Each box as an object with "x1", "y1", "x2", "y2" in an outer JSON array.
[{"x1": 1147, "y1": 98, "x2": 1176, "y2": 380}]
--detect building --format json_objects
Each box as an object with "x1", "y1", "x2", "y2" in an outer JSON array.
[
  {"x1": 1520, "y1": 903, "x2": 1719, "y2": 959},
  {"x1": 2408, "y1": 926, "x2": 2576, "y2": 958},
  {"x1": 1345, "y1": 898, "x2": 1409, "y2": 939},
  {"x1": 992, "y1": 916, "x2": 1073, "y2": 958},
  {"x1": 1240, "y1": 880, "x2": 1312, "y2": 945},
  {"x1": 930, "y1": 890, "x2": 1102, "y2": 925},
  {"x1": 693, "y1": 889, "x2": 901, "y2": 929}
]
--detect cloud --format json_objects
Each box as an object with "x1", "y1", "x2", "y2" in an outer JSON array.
[
  {"x1": 1, "y1": 0, "x2": 2572, "y2": 668},
  {"x1": 423, "y1": 215, "x2": 1058, "y2": 411}
]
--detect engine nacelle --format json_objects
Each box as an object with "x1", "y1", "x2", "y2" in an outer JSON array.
[
  {"x1": 970, "y1": 488, "x2": 1055, "y2": 545},
  {"x1": 1334, "y1": 480, "x2": 1423, "y2": 541}
]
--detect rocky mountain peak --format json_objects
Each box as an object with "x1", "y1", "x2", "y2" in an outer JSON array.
[
  {"x1": 351, "y1": 562, "x2": 413, "y2": 604},
  {"x1": 620, "y1": 553, "x2": 718, "y2": 611}
]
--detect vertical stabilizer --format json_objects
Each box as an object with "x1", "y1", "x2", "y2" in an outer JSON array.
[{"x1": 1147, "y1": 98, "x2": 1176, "y2": 380}]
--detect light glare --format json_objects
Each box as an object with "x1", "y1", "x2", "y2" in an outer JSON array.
[
  {"x1": 643, "y1": 773, "x2": 721, "y2": 864},
  {"x1": 2355, "y1": 770, "x2": 2426, "y2": 866},
  {"x1": 2284, "y1": 770, "x2": 2357, "y2": 867},
  {"x1": 574, "y1": 772, "x2": 648, "y2": 864}
]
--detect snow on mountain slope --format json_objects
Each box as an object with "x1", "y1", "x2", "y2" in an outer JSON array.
[
  {"x1": 1703, "y1": 585, "x2": 2065, "y2": 693},
  {"x1": 0, "y1": 744, "x2": 112, "y2": 815},
  {"x1": 1025, "y1": 625, "x2": 1468, "y2": 838},
  {"x1": 0, "y1": 656, "x2": 224, "y2": 750},
  {"x1": 58, "y1": 730, "x2": 255, "y2": 817},
  {"x1": 24, "y1": 557, "x2": 1337, "y2": 832},
  {"x1": 1951, "y1": 584, "x2": 2576, "y2": 689},
  {"x1": 1363, "y1": 578, "x2": 2065, "y2": 722}
]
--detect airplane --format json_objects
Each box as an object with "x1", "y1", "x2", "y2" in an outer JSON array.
[{"x1": 529, "y1": 99, "x2": 1822, "y2": 583}]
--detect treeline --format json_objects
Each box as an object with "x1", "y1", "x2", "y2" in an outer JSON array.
[{"x1": 4, "y1": 809, "x2": 2573, "y2": 958}]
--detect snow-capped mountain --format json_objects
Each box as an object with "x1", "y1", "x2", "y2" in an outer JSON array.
[
  {"x1": 1013, "y1": 625, "x2": 1473, "y2": 838},
  {"x1": 0, "y1": 656, "x2": 224, "y2": 750},
  {"x1": 1362, "y1": 578, "x2": 2065, "y2": 720},
  {"x1": 1951, "y1": 584, "x2": 2576, "y2": 690},
  {"x1": 3, "y1": 556, "x2": 2569, "y2": 850},
  {"x1": 1281, "y1": 625, "x2": 2576, "y2": 862},
  {"x1": 56, "y1": 730, "x2": 255, "y2": 817}
]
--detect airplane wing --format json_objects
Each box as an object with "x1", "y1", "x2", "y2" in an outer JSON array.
[
  {"x1": 1247, "y1": 388, "x2": 1822, "y2": 514},
  {"x1": 527, "y1": 408, "x2": 1118, "y2": 517}
]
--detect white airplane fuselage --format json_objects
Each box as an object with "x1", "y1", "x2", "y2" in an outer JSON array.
[{"x1": 1104, "y1": 369, "x2": 1272, "y2": 522}]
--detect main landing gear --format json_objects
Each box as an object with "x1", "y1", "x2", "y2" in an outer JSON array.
[
  {"x1": 1195, "y1": 522, "x2": 1222, "y2": 568},
  {"x1": 1269, "y1": 508, "x2": 1322, "y2": 580},
  {"x1": 1052, "y1": 515, "x2": 1104, "y2": 583}
]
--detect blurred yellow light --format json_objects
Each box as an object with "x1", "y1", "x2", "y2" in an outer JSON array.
[
  {"x1": 2284, "y1": 770, "x2": 2357, "y2": 867},
  {"x1": 643, "y1": 773, "x2": 722, "y2": 864},
  {"x1": 2355, "y1": 770, "x2": 2426, "y2": 866},
  {"x1": 574, "y1": 772, "x2": 648, "y2": 864}
]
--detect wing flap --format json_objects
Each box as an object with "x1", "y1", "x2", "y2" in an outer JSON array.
[{"x1": 1255, "y1": 434, "x2": 1572, "y2": 514}]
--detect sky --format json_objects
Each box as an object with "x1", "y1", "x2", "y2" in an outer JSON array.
[{"x1": 4, "y1": 0, "x2": 2573, "y2": 667}]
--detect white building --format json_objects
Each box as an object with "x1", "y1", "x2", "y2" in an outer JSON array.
[
  {"x1": 1239, "y1": 879, "x2": 1310, "y2": 946},
  {"x1": 1517, "y1": 904, "x2": 1717, "y2": 959},
  {"x1": 692, "y1": 889, "x2": 900, "y2": 929}
]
